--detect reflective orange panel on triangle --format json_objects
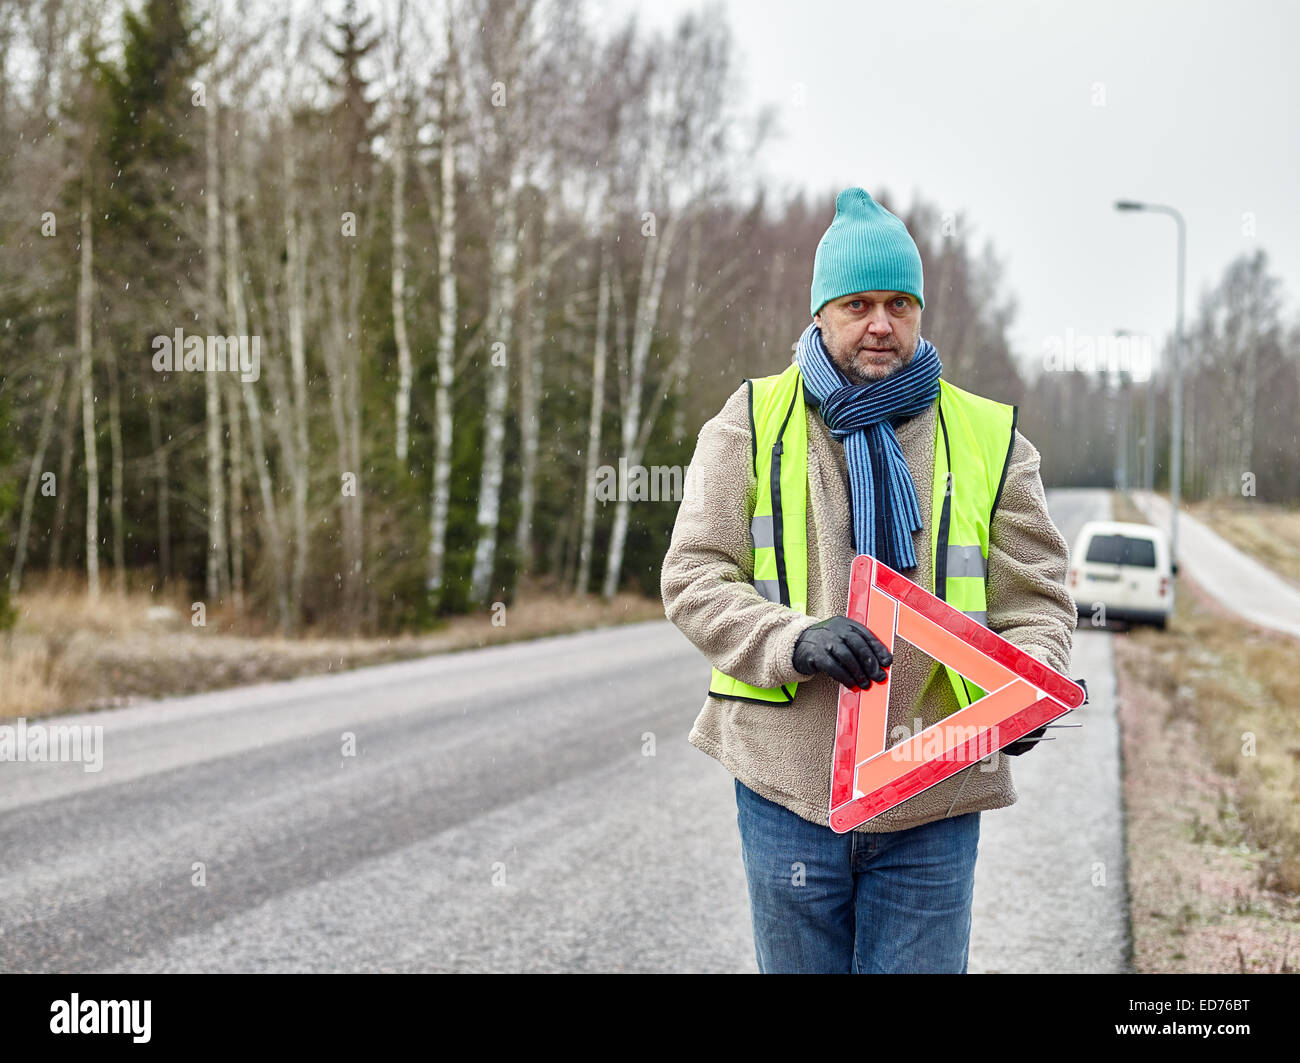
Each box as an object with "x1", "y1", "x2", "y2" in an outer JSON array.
[{"x1": 828, "y1": 555, "x2": 1086, "y2": 833}]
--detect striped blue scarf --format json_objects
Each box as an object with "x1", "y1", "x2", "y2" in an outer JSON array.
[{"x1": 794, "y1": 322, "x2": 942, "y2": 570}]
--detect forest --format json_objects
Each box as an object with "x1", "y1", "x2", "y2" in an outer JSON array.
[{"x1": 2, "y1": 0, "x2": 1296, "y2": 636}]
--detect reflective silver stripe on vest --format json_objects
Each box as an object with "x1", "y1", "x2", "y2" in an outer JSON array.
[
  {"x1": 750, "y1": 514, "x2": 776, "y2": 549},
  {"x1": 963, "y1": 610, "x2": 988, "y2": 626},
  {"x1": 754, "y1": 579, "x2": 782, "y2": 603},
  {"x1": 947, "y1": 544, "x2": 987, "y2": 579}
]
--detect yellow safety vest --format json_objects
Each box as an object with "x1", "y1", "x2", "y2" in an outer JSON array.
[{"x1": 708, "y1": 362, "x2": 1018, "y2": 713}]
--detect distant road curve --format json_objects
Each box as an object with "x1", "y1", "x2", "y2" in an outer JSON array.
[{"x1": 1131, "y1": 489, "x2": 1300, "y2": 638}]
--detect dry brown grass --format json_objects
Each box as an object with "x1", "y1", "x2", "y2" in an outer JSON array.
[
  {"x1": 1189, "y1": 496, "x2": 1300, "y2": 588},
  {"x1": 12, "y1": 571, "x2": 194, "y2": 634},
  {"x1": 1112, "y1": 492, "x2": 1300, "y2": 971},
  {"x1": 0, "y1": 573, "x2": 666, "y2": 720}
]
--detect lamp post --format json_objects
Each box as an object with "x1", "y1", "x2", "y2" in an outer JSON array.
[
  {"x1": 1115, "y1": 200, "x2": 1184, "y2": 592},
  {"x1": 1112, "y1": 330, "x2": 1131, "y2": 491},
  {"x1": 1144, "y1": 355, "x2": 1156, "y2": 494},
  {"x1": 1115, "y1": 327, "x2": 1157, "y2": 494}
]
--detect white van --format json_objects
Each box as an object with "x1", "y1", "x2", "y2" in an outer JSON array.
[{"x1": 1067, "y1": 520, "x2": 1175, "y2": 629}]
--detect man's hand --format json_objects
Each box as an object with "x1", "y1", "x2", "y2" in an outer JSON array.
[
  {"x1": 792, "y1": 616, "x2": 892, "y2": 690},
  {"x1": 1002, "y1": 726, "x2": 1047, "y2": 756}
]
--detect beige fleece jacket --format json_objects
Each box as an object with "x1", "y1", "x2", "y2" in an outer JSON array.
[{"x1": 661, "y1": 364, "x2": 1077, "y2": 834}]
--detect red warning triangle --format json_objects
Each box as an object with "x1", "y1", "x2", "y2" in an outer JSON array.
[{"x1": 828, "y1": 555, "x2": 1086, "y2": 832}]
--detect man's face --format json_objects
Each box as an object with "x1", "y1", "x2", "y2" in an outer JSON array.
[{"x1": 814, "y1": 291, "x2": 922, "y2": 384}]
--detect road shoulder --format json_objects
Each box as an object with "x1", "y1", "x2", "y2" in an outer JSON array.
[{"x1": 1111, "y1": 561, "x2": 1300, "y2": 972}]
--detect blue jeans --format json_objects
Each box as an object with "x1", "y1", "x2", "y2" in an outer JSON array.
[{"x1": 734, "y1": 778, "x2": 981, "y2": 973}]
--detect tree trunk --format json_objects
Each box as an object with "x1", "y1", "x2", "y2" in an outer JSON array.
[
  {"x1": 469, "y1": 183, "x2": 518, "y2": 606},
  {"x1": 391, "y1": 93, "x2": 413, "y2": 464},
  {"x1": 318, "y1": 190, "x2": 366, "y2": 631},
  {"x1": 602, "y1": 210, "x2": 680, "y2": 599},
  {"x1": 669, "y1": 217, "x2": 702, "y2": 443},
  {"x1": 10, "y1": 363, "x2": 67, "y2": 594},
  {"x1": 106, "y1": 346, "x2": 126, "y2": 593},
  {"x1": 575, "y1": 245, "x2": 610, "y2": 597},
  {"x1": 345, "y1": 229, "x2": 366, "y2": 629},
  {"x1": 513, "y1": 216, "x2": 546, "y2": 577},
  {"x1": 147, "y1": 394, "x2": 170, "y2": 586},
  {"x1": 283, "y1": 122, "x2": 309, "y2": 629},
  {"x1": 78, "y1": 190, "x2": 99, "y2": 600},
  {"x1": 225, "y1": 381, "x2": 245, "y2": 608},
  {"x1": 49, "y1": 375, "x2": 78, "y2": 572},
  {"x1": 426, "y1": 47, "x2": 457, "y2": 603},
  {"x1": 204, "y1": 84, "x2": 227, "y2": 600},
  {"x1": 1238, "y1": 333, "x2": 1257, "y2": 486},
  {"x1": 227, "y1": 162, "x2": 289, "y2": 629}
]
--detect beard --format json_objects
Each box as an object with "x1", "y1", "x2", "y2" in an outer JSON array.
[{"x1": 823, "y1": 332, "x2": 915, "y2": 384}]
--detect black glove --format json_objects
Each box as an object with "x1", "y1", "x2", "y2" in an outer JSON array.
[
  {"x1": 1002, "y1": 726, "x2": 1047, "y2": 756},
  {"x1": 792, "y1": 616, "x2": 892, "y2": 690}
]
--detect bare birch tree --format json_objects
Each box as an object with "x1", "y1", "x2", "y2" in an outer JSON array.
[
  {"x1": 600, "y1": 14, "x2": 743, "y2": 598},
  {"x1": 105, "y1": 344, "x2": 125, "y2": 593},
  {"x1": 77, "y1": 186, "x2": 98, "y2": 600},
  {"x1": 466, "y1": 0, "x2": 530, "y2": 606},
  {"x1": 282, "y1": 108, "x2": 310, "y2": 629},
  {"x1": 387, "y1": 0, "x2": 414, "y2": 464},
  {"x1": 575, "y1": 239, "x2": 610, "y2": 597},
  {"x1": 204, "y1": 67, "x2": 227, "y2": 600},
  {"x1": 425, "y1": 8, "x2": 458, "y2": 602},
  {"x1": 10, "y1": 362, "x2": 68, "y2": 594}
]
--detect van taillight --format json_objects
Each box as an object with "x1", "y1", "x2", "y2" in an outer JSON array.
[
  {"x1": 1070, "y1": 569, "x2": 1077, "y2": 588},
  {"x1": 1158, "y1": 576, "x2": 1168, "y2": 596}
]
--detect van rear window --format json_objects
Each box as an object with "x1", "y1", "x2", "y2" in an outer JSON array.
[{"x1": 1085, "y1": 533, "x2": 1157, "y2": 568}]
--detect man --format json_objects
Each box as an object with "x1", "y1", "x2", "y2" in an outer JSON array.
[{"x1": 660, "y1": 187, "x2": 1077, "y2": 974}]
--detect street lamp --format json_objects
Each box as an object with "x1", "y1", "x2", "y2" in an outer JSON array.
[
  {"x1": 1114, "y1": 199, "x2": 1185, "y2": 597},
  {"x1": 1112, "y1": 330, "x2": 1131, "y2": 491},
  {"x1": 1114, "y1": 327, "x2": 1156, "y2": 494}
]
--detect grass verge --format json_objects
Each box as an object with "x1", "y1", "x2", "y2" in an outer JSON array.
[
  {"x1": 1187, "y1": 496, "x2": 1300, "y2": 589},
  {"x1": 0, "y1": 573, "x2": 667, "y2": 720},
  {"x1": 1111, "y1": 491, "x2": 1300, "y2": 972}
]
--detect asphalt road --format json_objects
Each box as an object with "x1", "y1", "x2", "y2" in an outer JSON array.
[
  {"x1": 969, "y1": 487, "x2": 1129, "y2": 973},
  {"x1": 0, "y1": 489, "x2": 1126, "y2": 973}
]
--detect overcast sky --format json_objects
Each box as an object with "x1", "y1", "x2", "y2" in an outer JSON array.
[{"x1": 603, "y1": 0, "x2": 1300, "y2": 378}]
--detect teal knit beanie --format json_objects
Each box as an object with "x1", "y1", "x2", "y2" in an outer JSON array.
[{"x1": 810, "y1": 187, "x2": 925, "y2": 317}]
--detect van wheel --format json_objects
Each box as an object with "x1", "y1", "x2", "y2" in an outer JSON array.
[{"x1": 1154, "y1": 616, "x2": 1167, "y2": 631}]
